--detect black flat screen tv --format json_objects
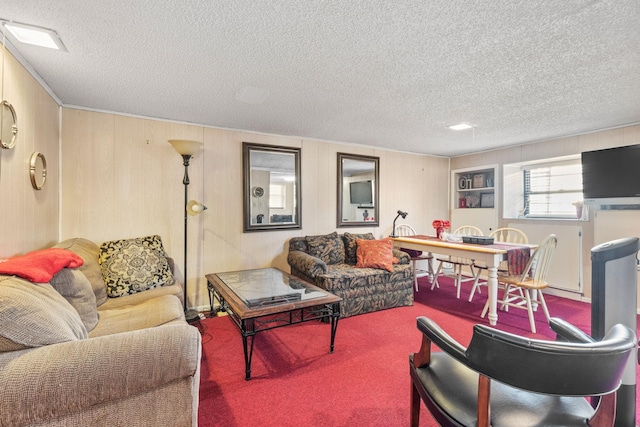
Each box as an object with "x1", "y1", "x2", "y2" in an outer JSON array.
[
  {"x1": 349, "y1": 180, "x2": 373, "y2": 205},
  {"x1": 581, "y1": 144, "x2": 640, "y2": 205}
]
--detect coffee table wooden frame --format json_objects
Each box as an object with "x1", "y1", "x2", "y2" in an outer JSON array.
[{"x1": 206, "y1": 268, "x2": 341, "y2": 380}]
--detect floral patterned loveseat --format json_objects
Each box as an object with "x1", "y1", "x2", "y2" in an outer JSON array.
[{"x1": 287, "y1": 232, "x2": 414, "y2": 317}]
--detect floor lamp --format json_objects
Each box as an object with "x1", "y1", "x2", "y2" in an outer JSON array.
[{"x1": 169, "y1": 139, "x2": 203, "y2": 323}]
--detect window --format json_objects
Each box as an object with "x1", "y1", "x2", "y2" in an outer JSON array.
[
  {"x1": 523, "y1": 159, "x2": 582, "y2": 218},
  {"x1": 269, "y1": 183, "x2": 286, "y2": 209}
]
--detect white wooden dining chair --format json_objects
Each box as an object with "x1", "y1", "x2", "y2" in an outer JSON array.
[
  {"x1": 395, "y1": 224, "x2": 434, "y2": 291},
  {"x1": 481, "y1": 234, "x2": 557, "y2": 333},
  {"x1": 432, "y1": 225, "x2": 483, "y2": 298},
  {"x1": 468, "y1": 227, "x2": 528, "y2": 302}
]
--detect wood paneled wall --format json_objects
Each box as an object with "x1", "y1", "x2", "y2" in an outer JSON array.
[
  {"x1": 61, "y1": 110, "x2": 449, "y2": 310},
  {"x1": 451, "y1": 125, "x2": 640, "y2": 302},
  {"x1": 14, "y1": 35, "x2": 639, "y2": 310},
  {"x1": 0, "y1": 47, "x2": 59, "y2": 258}
]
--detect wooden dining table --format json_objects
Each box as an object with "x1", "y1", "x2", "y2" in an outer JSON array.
[{"x1": 393, "y1": 235, "x2": 534, "y2": 326}]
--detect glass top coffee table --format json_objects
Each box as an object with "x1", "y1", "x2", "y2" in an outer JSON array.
[{"x1": 205, "y1": 267, "x2": 341, "y2": 380}]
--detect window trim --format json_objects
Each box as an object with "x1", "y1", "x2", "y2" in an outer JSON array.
[{"x1": 503, "y1": 155, "x2": 584, "y2": 220}]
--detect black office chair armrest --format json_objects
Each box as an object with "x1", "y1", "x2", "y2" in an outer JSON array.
[
  {"x1": 416, "y1": 316, "x2": 467, "y2": 364},
  {"x1": 549, "y1": 317, "x2": 595, "y2": 343}
]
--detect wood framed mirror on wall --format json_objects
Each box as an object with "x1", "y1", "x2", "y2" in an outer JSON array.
[
  {"x1": 243, "y1": 142, "x2": 301, "y2": 232},
  {"x1": 337, "y1": 153, "x2": 379, "y2": 228}
]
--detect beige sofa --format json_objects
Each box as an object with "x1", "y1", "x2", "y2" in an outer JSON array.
[{"x1": 0, "y1": 238, "x2": 201, "y2": 427}]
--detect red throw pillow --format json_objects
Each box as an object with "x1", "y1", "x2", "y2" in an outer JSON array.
[
  {"x1": 0, "y1": 248, "x2": 84, "y2": 283},
  {"x1": 355, "y1": 238, "x2": 394, "y2": 272}
]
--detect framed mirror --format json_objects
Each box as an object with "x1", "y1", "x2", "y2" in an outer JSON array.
[
  {"x1": 243, "y1": 142, "x2": 301, "y2": 232},
  {"x1": 337, "y1": 153, "x2": 379, "y2": 227}
]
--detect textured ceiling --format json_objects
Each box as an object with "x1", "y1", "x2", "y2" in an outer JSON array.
[{"x1": 1, "y1": 0, "x2": 639, "y2": 156}]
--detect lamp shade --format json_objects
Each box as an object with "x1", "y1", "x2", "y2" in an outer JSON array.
[
  {"x1": 187, "y1": 200, "x2": 207, "y2": 216},
  {"x1": 168, "y1": 139, "x2": 202, "y2": 156}
]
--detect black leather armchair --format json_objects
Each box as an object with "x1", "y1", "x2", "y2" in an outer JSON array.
[{"x1": 410, "y1": 316, "x2": 635, "y2": 427}]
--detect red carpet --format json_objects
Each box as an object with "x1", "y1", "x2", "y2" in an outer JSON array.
[{"x1": 197, "y1": 277, "x2": 636, "y2": 426}]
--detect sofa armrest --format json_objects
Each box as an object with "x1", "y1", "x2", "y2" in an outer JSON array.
[
  {"x1": 0, "y1": 324, "x2": 201, "y2": 427},
  {"x1": 393, "y1": 248, "x2": 410, "y2": 264},
  {"x1": 287, "y1": 250, "x2": 327, "y2": 278}
]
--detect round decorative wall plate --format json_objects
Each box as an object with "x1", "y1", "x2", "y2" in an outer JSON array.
[
  {"x1": 29, "y1": 152, "x2": 47, "y2": 190},
  {"x1": 252, "y1": 186, "x2": 264, "y2": 197},
  {"x1": 1, "y1": 100, "x2": 18, "y2": 149}
]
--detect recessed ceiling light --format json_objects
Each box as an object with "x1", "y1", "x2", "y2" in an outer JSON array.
[
  {"x1": 447, "y1": 123, "x2": 474, "y2": 131},
  {"x1": 1, "y1": 20, "x2": 67, "y2": 51},
  {"x1": 235, "y1": 86, "x2": 270, "y2": 105}
]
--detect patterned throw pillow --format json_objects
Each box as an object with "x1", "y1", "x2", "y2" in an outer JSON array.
[
  {"x1": 99, "y1": 235, "x2": 173, "y2": 298},
  {"x1": 306, "y1": 232, "x2": 345, "y2": 265},
  {"x1": 343, "y1": 232, "x2": 375, "y2": 265},
  {"x1": 355, "y1": 238, "x2": 395, "y2": 272}
]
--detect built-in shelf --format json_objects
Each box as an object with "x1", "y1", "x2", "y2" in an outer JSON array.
[
  {"x1": 451, "y1": 165, "x2": 498, "y2": 234},
  {"x1": 453, "y1": 167, "x2": 495, "y2": 209}
]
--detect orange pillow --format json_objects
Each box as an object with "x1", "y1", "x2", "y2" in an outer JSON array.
[{"x1": 355, "y1": 238, "x2": 395, "y2": 272}]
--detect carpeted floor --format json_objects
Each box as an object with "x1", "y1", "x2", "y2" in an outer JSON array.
[{"x1": 197, "y1": 277, "x2": 636, "y2": 426}]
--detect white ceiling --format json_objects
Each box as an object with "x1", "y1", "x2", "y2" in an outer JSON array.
[{"x1": 1, "y1": 0, "x2": 639, "y2": 156}]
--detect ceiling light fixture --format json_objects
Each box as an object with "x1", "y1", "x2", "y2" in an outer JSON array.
[
  {"x1": 1, "y1": 20, "x2": 67, "y2": 51},
  {"x1": 447, "y1": 123, "x2": 474, "y2": 131},
  {"x1": 235, "y1": 86, "x2": 270, "y2": 105}
]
